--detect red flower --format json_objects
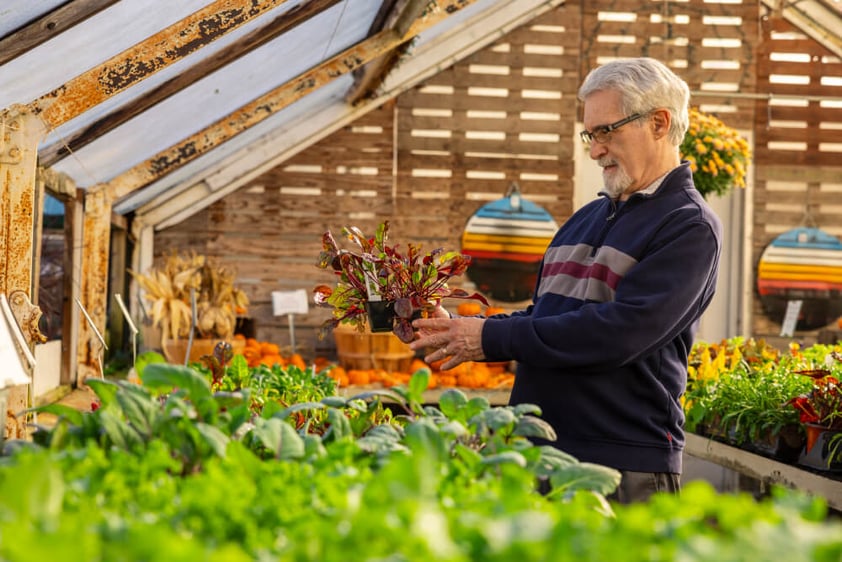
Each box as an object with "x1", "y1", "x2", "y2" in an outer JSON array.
[
  {"x1": 788, "y1": 373, "x2": 842, "y2": 429},
  {"x1": 90, "y1": 401, "x2": 100, "y2": 412}
]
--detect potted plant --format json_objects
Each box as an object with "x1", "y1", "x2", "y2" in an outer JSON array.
[
  {"x1": 313, "y1": 221, "x2": 487, "y2": 343},
  {"x1": 130, "y1": 251, "x2": 250, "y2": 364},
  {"x1": 787, "y1": 353, "x2": 842, "y2": 471},
  {"x1": 680, "y1": 107, "x2": 751, "y2": 199},
  {"x1": 685, "y1": 337, "x2": 809, "y2": 462}
]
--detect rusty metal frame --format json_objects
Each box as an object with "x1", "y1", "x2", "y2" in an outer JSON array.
[{"x1": 0, "y1": 107, "x2": 47, "y2": 437}]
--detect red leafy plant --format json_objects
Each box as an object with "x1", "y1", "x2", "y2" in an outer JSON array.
[
  {"x1": 313, "y1": 221, "x2": 487, "y2": 343},
  {"x1": 787, "y1": 352, "x2": 842, "y2": 430}
]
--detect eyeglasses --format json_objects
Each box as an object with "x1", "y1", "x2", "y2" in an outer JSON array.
[{"x1": 579, "y1": 113, "x2": 646, "y2": 145}]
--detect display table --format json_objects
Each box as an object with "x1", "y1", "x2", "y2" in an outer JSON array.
[{"x1": 685, "y1": 433, "x2": 842, "y2": 511}]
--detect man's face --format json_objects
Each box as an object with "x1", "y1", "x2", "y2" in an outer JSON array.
[{"x1": 581, "y1": 90, "x2": 654, "y2": 200}]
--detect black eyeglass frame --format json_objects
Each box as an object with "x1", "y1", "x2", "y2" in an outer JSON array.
[{"x1": 579, "y1": 112, "x2": 647, "y2": 145}]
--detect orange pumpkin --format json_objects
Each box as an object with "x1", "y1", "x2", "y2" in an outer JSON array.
[{"x1": 456, "y1": 302, "x2": 483, "y2": 316}]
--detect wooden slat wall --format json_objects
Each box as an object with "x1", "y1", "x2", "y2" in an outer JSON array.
[
  {"x1": 751, "y1": 16, "x2": 842, "y2": 338},
  {"x1": 580, "y1": 0, "x2": 758, "y2": 128},
  {"x1": 152, "y1": 0, "x2": 841, "y2": 356}
]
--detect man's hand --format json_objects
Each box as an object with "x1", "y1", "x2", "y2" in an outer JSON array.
[{"x1": 409, "y1": 316, "x2": 486, "y2": 371}]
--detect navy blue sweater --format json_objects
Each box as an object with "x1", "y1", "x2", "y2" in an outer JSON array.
[{"x1": 481, "y1": 163, "x2": 722, "y2": 473}]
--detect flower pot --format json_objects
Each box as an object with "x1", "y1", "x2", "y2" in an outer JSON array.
[
  {"x1": 365, "y1": 301, "x2": 395, "y2": 333},
  {"x1": 162, "y1": 338, "x2": 245, "y2": 365},
  {"x1": 797, "y1": 423, "x2": 842, "y2": 472},
  {"x1": 744, "y1": 424, "x2": 804, "y2": 464}
]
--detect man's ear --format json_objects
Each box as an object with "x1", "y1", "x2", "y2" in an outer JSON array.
[{"x1": 651, "y1": 109, "x2": 671, "y2": 139}]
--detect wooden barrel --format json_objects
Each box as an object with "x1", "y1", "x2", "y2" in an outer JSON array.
[{"x1": 332, "y1": 324, "x2": 414, "y2": 372}]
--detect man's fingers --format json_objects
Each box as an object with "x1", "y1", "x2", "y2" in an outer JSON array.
[{"x1": 412, "y1": 317, "x2": 450, "y2": 330}]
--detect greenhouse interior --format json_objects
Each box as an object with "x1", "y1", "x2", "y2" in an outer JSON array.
[{"x1": 2, "y1": 0, "x2": 842, "y2": 560}]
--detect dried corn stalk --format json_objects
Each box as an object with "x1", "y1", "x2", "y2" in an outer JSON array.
[{"x1": 129, "y1": 251, "x2": 249, "y2": 345}]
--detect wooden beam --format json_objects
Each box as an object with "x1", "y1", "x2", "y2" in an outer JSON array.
[
  {"x1": 37, "y1": 0, "x2": 341, "y2": 167},
  {"x1": 0, "y1": 0, "x2": 120, "y2": 66},
  {"x1": 27, "y1": 0, "x2": 293, "y2": 130},
  {"x1": 62, "y1": 190, "x2": 84, "y2": 386},
  {"x1": 104, "y1": 0, "x2": 483, "y2": 202},
  {"x1": 76, "y1": 188, "x2": 112, "y2": 381},
  {"x1": 136, "y1": 0, "x2": 565, "y2": 228},
  {"x1": 759, "y1": 0, "x2": 842, "y2": 59},
  {"x1": 345, "y1": 0, "x2": 432, "y2": 105}
]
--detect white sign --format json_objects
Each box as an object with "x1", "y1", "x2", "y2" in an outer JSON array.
[
  {"x1": 780, "y1": 299, "x2": 803, "y2": 338},
  {"x1": 272, "y1": 289, "x2": 309, "y2": 316}
]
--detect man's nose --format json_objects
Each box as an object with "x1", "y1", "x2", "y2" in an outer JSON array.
[{"x1": 589, "y1": 141, "x2": 607, "y2": 160}]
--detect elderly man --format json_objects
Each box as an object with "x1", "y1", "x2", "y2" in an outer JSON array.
[{"x1": 410, "y1": 57, "x2": 723, "y2": 504}]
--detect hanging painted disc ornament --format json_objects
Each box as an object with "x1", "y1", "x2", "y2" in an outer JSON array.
[
  {"x1": 460, "y1": 185, "x2": 558, "y2": 302},
  {"x1": 756, "y1": 227, "x2": 842, "y2": 331}
]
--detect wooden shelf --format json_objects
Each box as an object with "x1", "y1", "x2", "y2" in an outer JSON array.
[{"x1": 685, "y1": 433, "x2": 842, "y2": 510}]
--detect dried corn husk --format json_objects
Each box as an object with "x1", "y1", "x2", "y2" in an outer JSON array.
[{"x1": 129, "y1": 251, "x2": 249, "y2": 345}]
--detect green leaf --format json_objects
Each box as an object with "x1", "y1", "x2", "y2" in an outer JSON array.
[
  {"x1": 453, "y1": 442, "x2": 483, "y2": 468},
  {"x1": 98, "y1": 409, "x2": 143, "y2": 451},
  {"x1": 276, "y1": 402, "x2": 325, "y2": 419},
  {"x1": 252, "y1": 417, "x2": 305, "y2": 459},
  {"x1": 142, "y1": 363, "x2": 212, "y2": 404},
  {"x1": 513, "y1": 415, "x2": 557, "y2": 441},
  {"x1": 135, "y1": 351, "x2": 166, "y2": 380},
  {"x1": 115, "y1": 383, "x2": 159, "y2": 438},
  {"x1": 407, "y1": 370, "x2": 430, "y2": 403},
  {"x1": 438, "y1": 420, "x2": 468, "y2": 439},
  {"x1": 348, "y1": 389, "x2": 407, "y2": 405},
  {"x1": 0, "y1": 452, "x2": 64, "y2": 522},
  {"x1": 482, "y1": 408, "x2": 517, "y2": 431},
  {"x1": 303, "y1": 434, "x2": 327, "y2": 460},
  {"x1": 481, "y1": 451, "x2": 527, "y2": 468},
  {"x1": 320, "y1": 396, "x2": 348, "y2": 408},
  {"x1": 212, "y1": 391, "x2": 246, "y2": 411},
  {"x1": 366, "y1": 423, "x2": 403, "y2": 441},
  {"x1": 512, "y1": 403, "x2": 542, "y2": 417},
  {"x1": 464, "y1": 396, "x2": 490, "y2": 419},
  {"x1": 28, "y1": 403, "x2": 84, "y2": 426},
  {"x1": 324, "y1": 408, "x2": 352, "y2": 442},
  {"x1": 356, "y1": 425, "x2": 403, "y2": 454},
  {"x1": 549, "y1": 462, "x2": 621, "y2": 496},
  {"x1": 195, "y1": 422, "x2": 231, "y2": 458},
  {"x1": 86, "y1": 378, "x2": 119, "y2": 409},
  {"x1": 438, "y1": 388, "x2": 468, "y2": 419},
  {"x1": 227, "y1": 354, "x2": 249, "y2": 383},
  {"x1": 538, "y1": 446, "x2": 579, "y2": 468},
  {"x1": 404, "y1": 418, "x2": 447, "y2": 462}
]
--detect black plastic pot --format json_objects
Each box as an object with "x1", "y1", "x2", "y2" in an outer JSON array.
[{"x1": 365, "y1": 300, "x2": 395, "y2": 333}]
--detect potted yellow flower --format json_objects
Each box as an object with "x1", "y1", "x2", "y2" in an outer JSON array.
[{"x1": 680, "y1": 107, "x2": 751, "y2": 198}]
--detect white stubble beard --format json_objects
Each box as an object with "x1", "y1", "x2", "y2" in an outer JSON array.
[{"x1": 599, "y1": 158, "x2": 633, "y2": 199}]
